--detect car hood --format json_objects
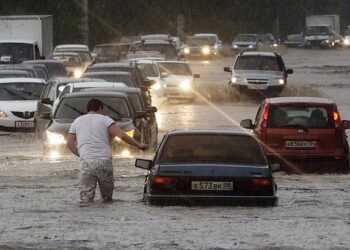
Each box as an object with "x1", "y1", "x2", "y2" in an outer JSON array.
[
  {"x1": 0, "y1": 100, "x2": 38, "y2": 112},
  {"x1": 232, "y1": 69, "x2": 283, "y2": 79},
  {"x1": 48, "y1": 118, "x2": 135, "y2": 135},
  {"x1": 157, "y1": 163, "x2": 271, "y2": 177},
  {"x1": 163, "y1": 75, "x2": 193, "y2": 85}
]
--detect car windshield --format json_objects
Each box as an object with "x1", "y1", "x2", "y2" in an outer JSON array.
[
  {"x1": 235, "y1": 55, "x2": 282, "y2": 71},
  {"x1": 235, "y1": 34, "x2": 257, "y2": 42},
  {"x1": 83, "y1": 74, "x2": 134, "y2": 86},
  {"x1": 55, "y1": 96, "x2": 130, "y2": 121},
  {"x1": 53, "y1": 55, "x2": 81, "y2": 67},
  {"x1": 137, "y1": 63, "x2": 158, "y2": 77},
  {"x1": 306, "y1": 26, "x2": 330, "y2": 36},
  {"x1": 268, "y1": 105, "x2": 332, "y2": 129},
  {"x1": 159, "y1": 134, "x2": 266, "y2": 165},
  {"x1": 158, "y1": 63, "x2": 192, "y2": 75},
  {"x1": 188, "y1": 36, "x2": 216, "y2": 46},
  {"x1": 0, "y1": 82, "x2": 44, "y2": 100},
  {"x1": 0, "y1": 43, "x2": 34, "y2": 63}
]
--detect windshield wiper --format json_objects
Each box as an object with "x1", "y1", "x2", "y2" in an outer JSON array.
[
  {"x1": 280, "y1": 124, "x2": 309, "y2": 132},
  {"x1": 64, "y1": 103, "x2": 85, "y2": 115}
]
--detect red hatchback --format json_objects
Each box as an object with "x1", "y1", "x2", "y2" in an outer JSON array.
[{"x1": 240, "y1": 97, "x2": 350, "y2": 173}]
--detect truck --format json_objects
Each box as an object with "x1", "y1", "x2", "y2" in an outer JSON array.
[
  {"x1": 0, "y1": 15, "x2": 53, "y2": 63},
  {"x1": 304, "y1": 15, "x2": 342, "y2": 48}
]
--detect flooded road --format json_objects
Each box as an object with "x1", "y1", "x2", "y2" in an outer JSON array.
[{"x1": 1, "y1": 48, "x2": 350, "y2": 249}]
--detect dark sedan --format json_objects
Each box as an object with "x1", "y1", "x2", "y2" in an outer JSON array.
[{"x1": 136, "y1": 129, "x2": 278, "y2": 206}]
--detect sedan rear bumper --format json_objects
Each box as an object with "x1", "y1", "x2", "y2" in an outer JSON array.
[{"x1": 145, "y1": 194, "x2": 277, "y2": 206}]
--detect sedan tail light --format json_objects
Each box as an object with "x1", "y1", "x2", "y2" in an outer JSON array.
[
  {"x1": 152, "y1": 176, "x2": 177, "y2": 185},
  {"x1": 253, "y1": 178, "x2": 273, "y2": 186}
]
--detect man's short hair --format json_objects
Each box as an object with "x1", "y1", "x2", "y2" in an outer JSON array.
[{"x1": 87, "y1": 99, "x2": 103, "y2": 112}]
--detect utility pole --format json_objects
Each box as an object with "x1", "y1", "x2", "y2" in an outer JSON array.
[{"x1": 81, "y1": 0, "x2": 89, "y2": 45}]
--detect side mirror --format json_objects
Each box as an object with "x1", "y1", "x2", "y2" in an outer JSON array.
[
  {"x1": 40, "y1": 112, "x2": 52, "y2": 120},
  {"x1": 286, "y1": 69, "x2": 294, "y2": 74},
  {"x1": 224, "y1": 67, "x2": 232, "y2": 73},
  {"x1": 146, "y1": 106, "x2": 158, "y2": 113},
  {"x1": 193, "y1": 74, "x2": 200, "y2": 79},
  {"x1": 135, "y1": 159, "x2": 152, "y2": 170},
  {"x1": 240, "y1": 119, "x2": 254, "y2": 129},
  {"x1": 41, "y1": 98, "x2": 53, "y2": 105},
  {"x1": 135, "y1": 111, "x2": 147, "y2": 119},
  {"x1": 343, "y1": 120, "x2": 350, "y2": 130}
]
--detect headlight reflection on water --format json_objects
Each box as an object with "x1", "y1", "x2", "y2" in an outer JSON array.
[{"x1": 46, "y1": 131, "x2": 66, "y2": 145}]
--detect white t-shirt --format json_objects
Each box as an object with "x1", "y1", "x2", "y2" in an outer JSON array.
[{"x1": 69, "y1": 113, "x2": 115, "y2": 160}]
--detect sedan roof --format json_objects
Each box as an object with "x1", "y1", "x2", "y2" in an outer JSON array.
[
  {"x1": 63, "y1": 91, "x2": 128, "y2": 99},
  {"x1": 266, "y1": 97, "x2": 334, "y2": 105},
  {"x1": 0, "y1": 77, "x2": 46, "y2": 84},
  {"x1": 167, "y1": 128, "x2": 253, "y2": 136}
]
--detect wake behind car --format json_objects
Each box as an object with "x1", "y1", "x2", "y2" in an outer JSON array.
[
  {"x1": 136, "y1": 129, "x2": 277, "y2": 206},
  {"x1": 43, "y1": 91, "x2": 140, "y2": 156},
  {"x1": 0, "y1": 78, "x2": 46, "y2": 131},
  {"x1": 224, "y1": 51, "x2": 293, "y2": 96},
  {"x1": 240, "y1": 97, "x2": 350, "y2": 173}
]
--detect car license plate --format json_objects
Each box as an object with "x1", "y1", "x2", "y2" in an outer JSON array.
[
  {"x1": 15, "y1": 121, "x2": 34, "y2": 128},
  {"x1": 248, "y1": 84, "x2": 267, "y2": 90},
  {"x1": 191, "y1": 181, "x2": 233, "y2": 191},
  {"x1": 285, "y1": 140, "x2": 317, "y2": 148}
]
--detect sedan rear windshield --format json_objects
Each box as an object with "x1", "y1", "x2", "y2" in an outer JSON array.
[
  {"x1": 268, "y1": 105, "x2": 333, "y2": 129},
  {"x1": 235, "y1": 55, "x2": 282, "y2": 71},
  {"x1": 0, "y1": 82, "x2": 44, "y2": 100},
  {"x1": 159, "y1": 134, "x2": 266, "y2": 165},
  {"x1": 55, "y1": 97, "x2": 130, "y2": 121},
  {"x1": 83, "y1": 74, "x2": 135, "y2": 87}
]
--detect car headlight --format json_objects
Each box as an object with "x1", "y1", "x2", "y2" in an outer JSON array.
[
  {"x1": 231, "y1": 76, "x2": 238, "y2": 83},
  {"x1": 201, "y1": 46, "x2": 211, "y2": 55},
  {"x1": 0, "y1": 111, "x2": 8, "y2": 118},
  {"x1": 184, "y1": 47, "x2": 190, "y2": 54},
  {"x1": 344, "y1": 39, "x2": 350, "y2": 46},
  {"x1": 278, "y1": 79, "x2": 285, "y2": 85},
  {"x1": 214, "y1": 44, "x2": 218, "y2": 49},
  {"x1": 325, "y1": 40, "x2": 330, "y2": 43},
  {"x1": 126, "y1": 129, "x2": 135, "y2": 138},
  {"x1": 273, "y1": 43, "x2": 278, "y2": 47},
  {"x1": 233, "y1": 45, "x2": 238, "y2": 49},
  {"x1": 46, "y1": 131, "x2": 66, "y2": 145},
  {"x1": 73, "y1": 69, "x2": 83, "y2": 78},
  {"x1": 180, "y1": 79, "x2": 192, "y2": 91},
  {"x1": 151, "y1": 82, "x2": 161, "y2": 91},
  {"x1": 248, "y1": 45, "x2": 254, "y2": 49}
]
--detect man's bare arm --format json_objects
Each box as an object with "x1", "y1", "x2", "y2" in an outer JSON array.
[
  {"x1": 67, "y1": 133, "x2": 79, "y2": 156},
  {"x1": 108, "y1": 124, "x2": 147, "y2": 150}
]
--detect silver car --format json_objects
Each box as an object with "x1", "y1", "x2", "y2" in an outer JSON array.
[{"x1": 224, "y1": 51, "x2": 293, "y2": 95}]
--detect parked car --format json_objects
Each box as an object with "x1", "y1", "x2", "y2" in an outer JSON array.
[
  {"x1": 240, "y1": 97, "x2": 350, "y2": 173},
  {"x1": 93, "y1": 43, "x2": 131, "y2": 62},
  {"x1": 52, "y1": 52, "x2": 85, "y2": 78},
  {"x1": 224, "y1": 51, "x2": 293, "y2": 96},
  {"x1": 0, "y1": 78, "x2": 46, "y2": 131},
  {"x1": 82, "y1": 71, "x2": 138, "y2": 87},
  {"x1": 136, "y1": 129, "x2": 277, "y2": 206},
  {"x1": 35, "y1": 77, "x2": 105, "y2": 138},
  {"x1": 181, "y1": 33, "x2": 222, "y2": 59},
  {"x1": 156, "y1": 61, "x2": 200, "y2": 101},
  {"x1": 23, "y1": 60, "x2": 68, "y2": 79},
  {"x1": 43, "y1": 91, "x2": 145, "y2": 155},
  {"x1": 0, "y1": 69, "x2": 31, "y2": 78},
  {"x1": 83, "y1": 87, "x2": 158, "y2": 149}
]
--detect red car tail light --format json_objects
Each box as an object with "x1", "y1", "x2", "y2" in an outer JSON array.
[
  {"x1": 253, "y1": 178, "x2": 272, "y2": 186},
  {"x1": 333, "y1": 111, "x2": 341, "y2": 127},
  {"x1": 152, "y1": 176, "x2": 176, "y2": 185}
]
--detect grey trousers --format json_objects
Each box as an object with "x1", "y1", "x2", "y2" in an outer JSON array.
[{"x1": 80, "y1": 159, "x2": 114, "y2": 202}]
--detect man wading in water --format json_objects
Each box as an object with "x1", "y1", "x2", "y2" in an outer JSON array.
[{"x1": 67, "y1": 98, "x2": 147, "y2": 206}]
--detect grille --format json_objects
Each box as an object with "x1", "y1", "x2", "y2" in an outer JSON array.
[
  {"x1": 247, "y1": 79, "x2": 268, "y2": 84},
  {"x1": 12, "y1": 111, "x2": 35, "y2": 119}
]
